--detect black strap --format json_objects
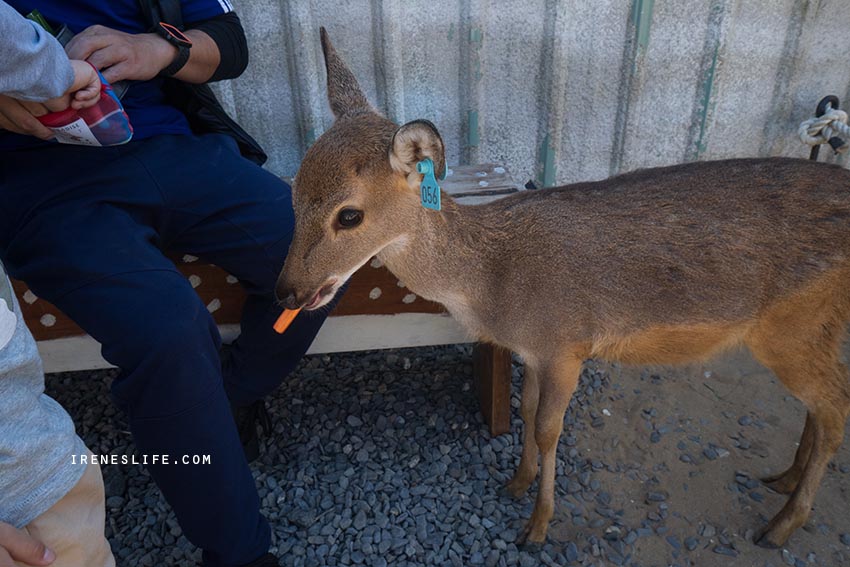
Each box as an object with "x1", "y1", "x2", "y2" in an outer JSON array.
[
  {"x1": 137, "y1": 0, "x2": 267, "y2": 165},
  {"x1": 140, "y1": 0, "x2": 183, "y2": 30}
]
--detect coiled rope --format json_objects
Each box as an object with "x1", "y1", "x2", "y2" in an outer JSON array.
[{"x1": 798, "y1": 104, "x2": 850, "y2": 154}]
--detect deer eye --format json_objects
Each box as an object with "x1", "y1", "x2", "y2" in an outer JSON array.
[{"x1": 337, "y1": 208, "x2": 363, "y2": 228}]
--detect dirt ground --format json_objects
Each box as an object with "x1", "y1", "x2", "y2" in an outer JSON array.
[
  {"x1": 546, "y1": 347, "x2": 850, "y2": 567},
  {"x1": 51, "y1": 342, "x2": 850, "y2": 566}
]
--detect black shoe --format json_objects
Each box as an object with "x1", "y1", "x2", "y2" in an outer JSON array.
[
  {"x1": 240, "y1": 553, "x2": 280, "y2": 567},
  {"x1": 220, "y1": 344, "x2": 273, "y2": 463},
  {"x1": 230, "y1": 399, "x2": 272, "y2": 463}
]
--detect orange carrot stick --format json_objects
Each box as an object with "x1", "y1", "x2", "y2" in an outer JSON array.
[{"x1": 273, "y1": 308, "x2": 301, "y2": 334}]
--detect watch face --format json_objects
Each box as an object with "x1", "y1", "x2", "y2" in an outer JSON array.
[{"x1": 159, "y1": 22, "x2": 192, "y2": 48}]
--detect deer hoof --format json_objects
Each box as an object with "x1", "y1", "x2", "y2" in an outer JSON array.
[
  {"x1": 516, "y1": 523, "x2": 530, "y2": 546},
  {"x1": 516, "y1": 521, "x2": 547, "y2": 551},
  {"x1": 763, "y1": 479, "x2": 797, "y2": 495},
  {"x1": 754, "y1": 527, "x2": 783, "y2": 549},
  {"x1": 499, "y1": 482, "x2": 528, "y2": 500},
  {"x1": 760, "y1": 472, "x2": 798, "y2": 495},
  {"x1": 760, "y1": 470, "x2": 785, "y2": 484},
  {"x1": 498, "y1": 485, "x2": 516, "y2": 499},
  {"x1": 518, "y1": 541, "x2": 543, "y2": 554}
]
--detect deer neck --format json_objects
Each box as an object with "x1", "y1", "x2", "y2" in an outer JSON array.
[{"x1": 377, "y1": 196, "x2": 487, "y2": 314}]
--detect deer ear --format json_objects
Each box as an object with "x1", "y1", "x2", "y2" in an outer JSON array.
[
  {"x1": 389, "y1": 120, "x2": 447, "y2": 181},
  {"x1": 320, "y1": 27, "x2": 372, "y2": 119}
]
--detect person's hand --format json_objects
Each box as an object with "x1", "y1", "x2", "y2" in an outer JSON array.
[
  {"x1": 38, "y1": 60, "x2": 102, "y2": 113},
  {"x1": 0, "y1": 522, "x2": 55, "y2": 566},
  {"x1": 0, "y1": 95, "x2": 54, "y2": 140},
  {"x1": 0, "y1": 60, "x2": 102, "y2": 138},
  {"x1": 65, "y1": 60, "x2": 102, "y2": 110},
  {"x1": 66, "y1": 24, "x2": 176, "y2": 84}
]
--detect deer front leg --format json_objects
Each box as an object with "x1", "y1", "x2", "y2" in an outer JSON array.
[
  {"x1": 502, "y1": 364, "x2": 540, "y2": 499},
  {"x1": 516, "y1": 355, "x2": 582, "y2": 551}
]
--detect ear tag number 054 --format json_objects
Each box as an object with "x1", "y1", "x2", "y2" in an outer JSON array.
[{"x1": 417, "y1": 158, "x2": 442, "y2": 211}]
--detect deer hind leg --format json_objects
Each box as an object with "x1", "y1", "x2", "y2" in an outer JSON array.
[
  {"x1": 761, "y1": 411, "x2": 814, "y2": 494},
  {"x1": 502, "y1": 363, "x2": 540, "y2": 499},
  {"x1": 516, "y1": 354, "x2": 582, "y2": 551},
  {"x1": 745, "y1": 319, "x2": 850, "y2": 548},
  {"x1": 755, "y1": 395, "x2": 847, "y2": 548}
]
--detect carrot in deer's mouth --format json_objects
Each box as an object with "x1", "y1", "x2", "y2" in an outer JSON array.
[{"x1": 273, "y1": 308, "x2": 301, "y2": 334}]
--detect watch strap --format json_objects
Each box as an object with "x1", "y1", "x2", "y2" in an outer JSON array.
[{"x1": 160, "y1": 44, "x2": 191, "y2": 77}]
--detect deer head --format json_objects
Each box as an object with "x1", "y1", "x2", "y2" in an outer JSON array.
[{"x1": 276, "y1": 28, "x2": 447, "y2": 310}]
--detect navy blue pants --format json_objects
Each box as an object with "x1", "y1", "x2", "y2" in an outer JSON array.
[{"x1": 0, "y1": 134, "x2": 330, "y2": 566}]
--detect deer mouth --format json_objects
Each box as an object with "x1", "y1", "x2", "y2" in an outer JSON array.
[{"x1": 303, "y1": 279, "x2": 338, "y2": 310}]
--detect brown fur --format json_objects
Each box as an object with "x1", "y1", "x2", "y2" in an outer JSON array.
[{"x1": 277, "y1": 30, "x2": 850, "y2": 550}]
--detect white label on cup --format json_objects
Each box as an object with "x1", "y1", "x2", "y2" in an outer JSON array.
[{"x1": 49, "y1": 118, "x2": 101, "y2": 147}]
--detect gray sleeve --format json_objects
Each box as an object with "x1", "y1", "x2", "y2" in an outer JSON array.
[
  {"x1": 0, "y1": 267, "x2": 88, "y2": 528},
  {"x1": 0, "y1": 1, "x2": 74, "y2": 101}
]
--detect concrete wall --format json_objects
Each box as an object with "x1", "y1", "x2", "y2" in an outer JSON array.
[{"x1": 213, "y1": 0, "x2": 850, "y2": 185}]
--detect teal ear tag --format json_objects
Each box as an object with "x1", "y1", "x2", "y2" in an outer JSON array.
[{"x1": 417, "y1": 158, "x2": 442, "y2": 211}]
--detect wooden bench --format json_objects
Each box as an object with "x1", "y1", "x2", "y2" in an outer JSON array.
[{"x1": 12, "y1": 164, "x2": 520, "y2": 435}]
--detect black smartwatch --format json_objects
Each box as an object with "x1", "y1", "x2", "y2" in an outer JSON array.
[{"x1": 155, "y1": 22, "x2": 193, "y2": 77}]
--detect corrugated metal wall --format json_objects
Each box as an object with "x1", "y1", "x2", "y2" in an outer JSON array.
[{"x1": 214, "y1": 0, "x2": 850, "y2": 185}]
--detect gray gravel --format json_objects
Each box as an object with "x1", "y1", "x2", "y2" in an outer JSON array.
[{"x1": 46, "y1": 344, "x2": 850, "y2": 566}]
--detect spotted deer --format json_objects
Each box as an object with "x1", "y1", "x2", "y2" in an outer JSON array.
[{"x1": 275, "y1": 28, "x2": 850, "y2": 550}]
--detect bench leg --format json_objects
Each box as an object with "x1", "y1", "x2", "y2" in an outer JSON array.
[{"x1": 472, "y1": 343, "x2": 512, "y2": 436}]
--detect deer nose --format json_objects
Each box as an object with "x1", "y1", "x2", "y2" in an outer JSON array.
[
  {"x1": 274, "y1": 280, "x2": 299, "y2": 308},
  {"x1": 274, "y1": 286, "x2": 301, "y2": 309},
  {"x1": 280, "y1": 292, "x2": 298, "y2": 310}
]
